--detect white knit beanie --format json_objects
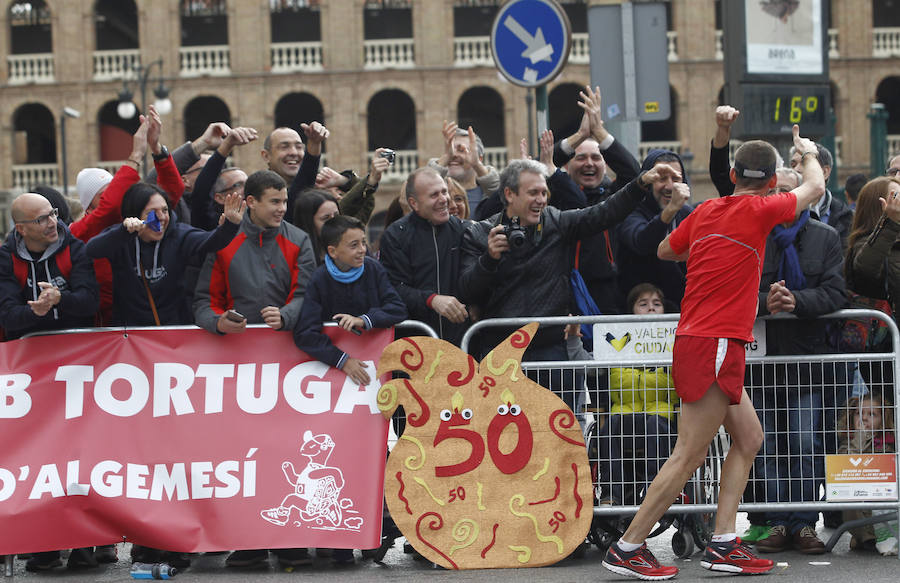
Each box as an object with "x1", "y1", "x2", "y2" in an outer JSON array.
[{"x1": 76, "y1": 168, "x2": 113, "y2": 211}]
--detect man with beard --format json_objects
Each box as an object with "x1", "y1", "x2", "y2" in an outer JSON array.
[
  {"x1": 428, "y1": 122, "x2": 500, "y2": 215},
  {"x1": 616, "y1": 150, "x2": 693, "y2": 311}
]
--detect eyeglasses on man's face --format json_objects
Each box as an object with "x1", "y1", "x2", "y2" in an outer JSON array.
[
  {"x1": 222, "y1": 180, "x2": 246, "y2": 195},
  {"x1": 16, "y1": 208, "x2": 58, "y2": 227},
  {"x1": 886, "y1": 167, "x2": 900, "y2": 177}
]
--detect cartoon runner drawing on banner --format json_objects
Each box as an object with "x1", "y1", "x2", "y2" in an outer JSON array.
[{"x1": 260, "y1": 430, "x2": 361, "y2": 530}]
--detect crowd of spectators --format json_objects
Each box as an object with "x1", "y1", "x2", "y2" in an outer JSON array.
[{"x1": 2, "y1": 88, "x2": 899, "y2": 570}]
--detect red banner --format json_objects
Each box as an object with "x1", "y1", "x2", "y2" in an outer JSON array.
[{"x1": 0, "y1": 326, "x2": 393, "y2": 554}]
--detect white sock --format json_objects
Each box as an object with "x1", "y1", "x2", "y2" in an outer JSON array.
[
  {"x1": 617, "y1": 539, "x2": 643, "y2": 552},
  {"x1": 712, "y1": 533, "x2": 736, "y2": 543}
]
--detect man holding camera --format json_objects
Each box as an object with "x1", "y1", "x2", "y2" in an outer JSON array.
[{"x1": 459, "y1": 158, "x2": 677, "y2": 408}]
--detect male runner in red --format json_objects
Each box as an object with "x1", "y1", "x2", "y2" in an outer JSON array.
[{"x1": 602, "y1": 125, "x2": 825, "y2": 580}]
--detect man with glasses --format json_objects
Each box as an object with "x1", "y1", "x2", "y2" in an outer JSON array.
[
  {"x1": 0, "y1": 193, "x2": 99, "y2": 568},
  {"x1": 788, "y1": 142, "x2": 852, "y2": 252}
]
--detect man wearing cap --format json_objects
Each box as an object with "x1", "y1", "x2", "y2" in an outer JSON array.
[
  {"x1": 75, "y1": 167, "x2": 113, "y2": 216},
  {"x1": 602, "y1": 127, "x2": 826, "y2": 580}
]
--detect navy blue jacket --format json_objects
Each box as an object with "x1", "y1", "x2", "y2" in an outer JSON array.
[
  {"x1": 0, "y1": 223, "x2": 99, "y2": 339},
  {"x1": 294, "y1": 256, "x2": 407, "y2": 368},
  {"x1": 86, "y1": 218, "x2": 239, "y2": 326}
]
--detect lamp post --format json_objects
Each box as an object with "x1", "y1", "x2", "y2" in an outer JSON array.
[
  {"x1": 60, "y1": 107, "x2": 81, "y2": 196},
  {"x1": 116, "y1": 58, "x2": 173, "y2": 176}
]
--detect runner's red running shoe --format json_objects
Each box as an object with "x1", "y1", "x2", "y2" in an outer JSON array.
[
  {"x1": 700, "y1": 537, "x2": 775, "y2": 574},
  {"x1": 602, "y1": 541, "x2": 679, "y2": 580}
]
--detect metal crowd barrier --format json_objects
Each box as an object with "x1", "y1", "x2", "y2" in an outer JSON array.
[{"x1": 461, "y1": 310, "x2": 900, "y2": 557}]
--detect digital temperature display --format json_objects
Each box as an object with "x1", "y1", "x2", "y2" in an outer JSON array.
[{"x1": 740, "y1": 84, "x2": 830, "y2": 136}]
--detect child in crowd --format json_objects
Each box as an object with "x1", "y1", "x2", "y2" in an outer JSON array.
[
  {"x1": 292, "y1": 215, "x2": 407, "y2": 565},
  {"x1": 595, "y1": 284, "x2": 679, "y2": 505},
  {"x1": 837, "y1": 393, "x2": 898, "y2": 555}
]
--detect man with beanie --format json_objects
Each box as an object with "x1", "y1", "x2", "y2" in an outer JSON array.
[
  {"x1": 75, "y1": 167, "x2": 113, "y2": 215},
  {"x1": 750, "y1": 166, "x2": 847, "y2": 556},
  {"x1": 616, "y1": 150, "x2": 693, "y2": 311}
]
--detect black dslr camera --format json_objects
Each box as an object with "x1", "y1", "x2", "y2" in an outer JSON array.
[{"x1": 503, "y1": 216, "x2": 527, "y2": 248}]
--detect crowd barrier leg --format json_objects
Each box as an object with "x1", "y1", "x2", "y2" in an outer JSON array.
[{"x1": 4, "y1": 555, "x2": 12, "y2": 577}]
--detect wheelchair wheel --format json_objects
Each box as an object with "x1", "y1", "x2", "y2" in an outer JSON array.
[
  {"x1": 688, "y1": 426, "x2": 728, "y2": 549},
  {"x1": 671, "y1": 529, "x2": 694, "y2": 559}
]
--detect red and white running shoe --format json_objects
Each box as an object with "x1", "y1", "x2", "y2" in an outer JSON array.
[
  {"x1": 700, "y1": 537, "x2": 775, "y2": 574},
  {"x1": 602, "y1": 541, "x2": 679, "y2": 580}
]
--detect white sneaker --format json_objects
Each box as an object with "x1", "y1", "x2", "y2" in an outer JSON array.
[{"x1": 876, "y1": 536, "x2": 899, "y2": 556}]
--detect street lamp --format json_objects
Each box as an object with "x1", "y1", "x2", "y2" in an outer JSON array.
[
  {"x1": 116, "y1": 58, "x2": 173, "y2": 174},
  {"x1": 60, "y1": 107, "x2": 81, "y2": 196}
]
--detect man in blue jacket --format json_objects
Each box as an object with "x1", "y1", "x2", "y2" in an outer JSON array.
[{"x1": 617, "y1": 149, "x2": 693, "y2": 311}]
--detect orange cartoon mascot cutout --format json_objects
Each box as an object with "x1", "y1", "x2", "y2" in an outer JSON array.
[{"x1": 376, "y1": 323, "x2": 592, "y2": 569}]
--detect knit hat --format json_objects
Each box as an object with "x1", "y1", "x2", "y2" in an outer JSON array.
[{"x1": 76, "y1": 168, "x2": 113, "y2": 211}]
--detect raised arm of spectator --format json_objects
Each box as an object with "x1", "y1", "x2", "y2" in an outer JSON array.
[
  {"x1": 538, "y1": 129, "x2": 588, "y2": 210},
  {"x1": 710, "y1": 105, "x2": 739, "y2": 197},
  {"x1": 339, "y1": 149, "x2": 389, "y2": 225},
  {"x1": 146, "y1": 121, "x2": 230, "y2": 182},
  {"x1": 552, "y1": 85, "x2": 598, "y2": 168},
  {"x1": 191, "y1": 127, "x2": 257, "y2": 230},
  {"x1": 286, "y1": 121, "x2": 327, "y2": 218},
  {"x1": 145, "y1": 105, "x2": 185, "y2": 205},
  {"x1": 69, "y1": 117, "x2": 149, "y2": 242}
]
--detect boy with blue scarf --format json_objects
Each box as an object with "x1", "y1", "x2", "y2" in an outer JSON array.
[{"x1": 293, "y1": 215, "x2": 407, "y2": 386}]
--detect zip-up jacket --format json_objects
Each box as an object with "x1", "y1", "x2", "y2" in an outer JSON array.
[
  {"x1": 293, "y1": 257, "x2": 407, "y2": 368},
  {"x1": 459, "y1": 177, "x2": 650, "y2": 350},
  {"x1": 379, "y1": 211, "x2": 469, "y2": 344},
  {"x1": 0, "y1": 222, "x2": 99, "y2": 339},
  {"x1": 193, "y1": 212, "x2": 316, "y2": 333},
  {"x1": 86, "y1": 215, "x2": 239, "y2": 326}
]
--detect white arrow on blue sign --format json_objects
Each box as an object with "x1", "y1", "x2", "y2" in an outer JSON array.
[{"x1": 491, "y1": 0, "x2": 571, "y2": 88}]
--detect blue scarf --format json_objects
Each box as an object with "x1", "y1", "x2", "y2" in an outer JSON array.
[
  {"x1": 772, "y1": 210, "x2": 809, "y2": 290},
  {"x1": 325, "y1": 254, "x2": 364, "y2": 283}
]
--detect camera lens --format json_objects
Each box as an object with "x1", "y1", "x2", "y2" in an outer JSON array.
[{"x1": 508, "y1": 229, "x2": 526, "y2": 248}]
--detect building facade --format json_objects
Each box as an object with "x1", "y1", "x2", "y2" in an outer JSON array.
[{"x1": 0, "y1": 0, "x2": 898, "y2": 229}]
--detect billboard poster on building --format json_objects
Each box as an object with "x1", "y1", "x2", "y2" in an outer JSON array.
[{"x1": 745, "y1": 0, "x2": 824, "y2": 75}]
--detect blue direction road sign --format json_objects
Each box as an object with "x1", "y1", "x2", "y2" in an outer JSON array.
[{"x1": 491, "y1": 0, "x2": 571, "y2": 88}]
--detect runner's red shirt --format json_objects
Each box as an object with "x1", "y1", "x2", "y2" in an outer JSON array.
[{"x1": 668, "y1": 191, "x2": 796, "y2": 342}]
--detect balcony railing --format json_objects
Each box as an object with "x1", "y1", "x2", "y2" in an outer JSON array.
[
  {"x1": 12, "y1": 164, "x2": 58, "y2": 190},
  {"x1": 93, "y1": 49, "x2": 140, "y2": 81},
  {"x1": 828, "y1": 28, "x2": 839, "y2": 59},
  {"x1": 7, "y1": 53, "x2": 54, "y2": 84},
  {"x1": 369, "y1": 149, "x2": 417, "y2": 181},
  {"x1": 271, "y1": 41, "x2": 324, "y2": 73},
  {"x1": 570, "y1": 32, "x2": 589, "y2": 64},
  {"x1": 873, "y1": 27, "x2": 900, "y2": 57},
  {"x1": 180, "y1": 45, "x2": 231, "y2": 77},
  {"x1": 888, "y1": 135, "x2": 900, "y2": 161},
  {"x1": 667, "y1": 31, "x2": 678, "y2": 62},
  {"x1": 638, "y1": 141, "x2": 681, "y2": 162},
  {"x1": 95, "y1": 160, "x2": 126, "y2": 176},
  {"x1": 364, "y1": 38, "x2": 415, "y2": 70},
  {"x1": 483, "y1": 146, "x2": 507, "y2": 171},
  {"x1": 715, "y1": 29, "x2": 723, "y2": 61},
  {"x1": 454, "y1": 36, "x2": 492, "y2": 67}
]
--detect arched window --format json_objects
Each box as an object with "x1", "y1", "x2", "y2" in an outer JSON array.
[
  {"x1": 274, "y1": 92, "x2": 325, "y2": 131},
  {"x1": 560, "y1": 0, "x2": 587, "y2": 34},
  {"x1": 458, "y1": 86, "x2": 505, "y2": 169},
  {"x1": 367, "y1": 89, "x2": 417, "y2": 178},
  {"x1": 457, "y1": 87, "x2": 504, "y2": 146},
  {"x1": 367, "y1": 89, "x2": 416, "y2": 151},
  {"x1": 94, "y1": 0, "x2": 138, "y2": 50},
  {"x1": 181, "y1": 0, "x2": 227, "y2": 46},
  {"x1": 641, "y1": 85, "x2": 678, "y2": 142},
  {"x1": 13, "y1": 102, "x2": 56, "y2": 164},
  {"x1": 549, "y1": 83, "x2": 584, "y2": 141},
  {"x1": 876, "y1": 77, "x2": 900, "y2": 134},
  {"x1": 183, "y1": 96, "x2": 231, "y2": 143},
  {"x1": 270, "y1": 0, "x2": 321, "y2": 43},
  {"x1": 98, "y1": 100, "x2": 141, "y2": 161}
]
